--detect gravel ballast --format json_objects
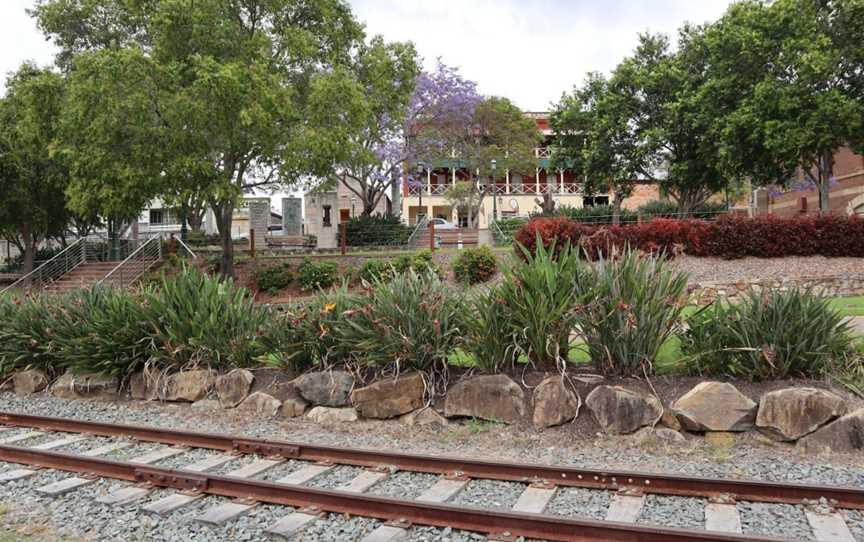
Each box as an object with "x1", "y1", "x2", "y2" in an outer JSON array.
[
  {"x1": 638, "y1": 495, "x2": 705, "y2": 529},
  {"x1": 546, "y1": 487, "x2": 612, "y2": 519},
  {"x1": 738, "y1": 502, "x2": 815, "y2": 541},
  {"x1": 0, "y1": 391, "x2": 862, "y2": 541}
]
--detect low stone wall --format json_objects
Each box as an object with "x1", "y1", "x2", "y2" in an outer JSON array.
[
  {"x1": 10, "y1": 367, "x2": 864, "y2": 456},
  {"x1": 690, "y1": 273, "x2": 864, "y2": 305}
]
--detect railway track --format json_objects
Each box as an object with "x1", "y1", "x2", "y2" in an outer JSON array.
[{"x1": 0, "y1": 411, "x2": 860, "y2": 541}]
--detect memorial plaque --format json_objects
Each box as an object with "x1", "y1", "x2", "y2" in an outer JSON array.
[
  {"x1": 282, "y1": 197, "x2": 302, "y2": 235},
  {"x1": 247, "y1": 198, "x2": 271, "y2": 237}
]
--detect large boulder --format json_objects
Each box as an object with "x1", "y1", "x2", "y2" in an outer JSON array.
[
  {"x1": 129, "y1": 370, "x2": 161, "y2": 401},
  {"x1": 51, "y1": 372, "x2": 118, "y2": 400},
  {"x1": 673, "y1": 382, "x2": 757, "y2": 432},
  {"x1": 532, "y1": 376, "x2": 581, "y2": 429},
  {"x1": 306, "y1": 406, "x2": 359, "y2": 423},
  {"x1": 444, "y1": 375, "x2": 526, "y2": 424},
  {"x1": 294, "y1": 371, "x2": 354, "y2": 407},
  {"x1": 797, "y1": 407, "x2": 864, "y2": 455},
  {"x1": 282, "y1": 396, "x2": 309, "y2": 418},
  {"x1": 350, "y1": 373, "x2": 425, "y2": 419},
  {"x1": 399, "y1": 407, "x2": 449, "y2": 427},
  {"x1": 215, "y1": 369, "x2": 255, "y2": 408},
  {"x1": 13, "y1": 369, "x2": 48, "y2": 395},
  {"x1": 163, "y1": 370, "x2": 216, "y2": 402},
  {"x1": 238, "y1": 392, "x2": 282, "y2": 417},
  {"x1": 756, "y1": 387, "x2": 846, "y2": 441},
  {"x1": 584, "y1": 386, "x2": 662, "y2": 435}
]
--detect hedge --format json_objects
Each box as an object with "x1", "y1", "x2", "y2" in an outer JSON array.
[{"x1": 514, "y1": 215, "x2": 864, "y2": 259}]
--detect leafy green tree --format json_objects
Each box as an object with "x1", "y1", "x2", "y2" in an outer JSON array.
[
  {"x1": 36, "y1": 0, "x2": 364, "y2": 277},
  {"x1": 0, "y1": 64, "x2": 70, "y2": 273},
  {"x1": 428, "y1": 97, "x2": 539, "y2": 227},
  {"x1": 301, "y1": 37, "x2": 420, "y2": 216},
  {"x1": 710, "y1": 0, "x2": 864, "y2": 212}
]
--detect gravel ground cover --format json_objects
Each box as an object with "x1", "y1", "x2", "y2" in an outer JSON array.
[
  {"x1": 451, "y1": 479, "x2": 526, "y2": 510},
  {"x1": 256, "y1": 459, "x2": 306, "y2": 483},
  {"x1": 53, "y1": 435, "x2": 122, "y2": 455},
  {"x1": 671, "y1": 255, "x2": 864, "y2": 284},
  {"x1": 738, "y1": 502, "x2": 815, "y2": 541},
  {"x1": 305, "y1": 465, "x2": 364, "y2": 488},
  {"x1": 293, "y1": 513, "x2": 381, "y2": 542},
  {"x1": 366, "y1": 471, "x2": 439, "y2": 499},
  {"x1": 637, "y1": 495, "x2": 705, "y2": 529},
  {"x1": 151, "y1": 447, "x2": 214, "y2": 470},
  {"x1": 846, "y1": 510, "x2": 864, "y2": 542},
  {"x1": 546, "y1": 487, "x2": 612, "y2": 519},
  {"x1": 1, "y1": 392, "x2": 862, "y2": 541}
]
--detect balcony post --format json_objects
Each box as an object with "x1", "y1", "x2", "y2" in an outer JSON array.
[
  {"x1": 560, "y1": 169, "x2": 565, "y2": 193},
  {"x1": 535, "y1": 167, "x2": 540, "y2": 194},
  {"x1": 506, "y1": 170, "x2": 511, "y2": 194}
]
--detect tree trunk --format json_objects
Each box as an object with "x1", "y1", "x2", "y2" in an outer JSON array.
[
  {"x1": 21, "y1": 225, "x2": 35, "y2": 275},
  {"x1": 818, "y1": 150, "x2": 832, "y2": 214},
  {"x1": 213, "y1": 200, "x2": 236, "y2": 279},
  {"x1": 611, "y1": 195, "x2": 622, "y2": 226}
]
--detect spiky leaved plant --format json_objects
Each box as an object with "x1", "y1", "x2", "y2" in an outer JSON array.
[
  {"x1": 0, "y1": 292, "x2": 63, "y2": 376},
  {"x1": 498, "y1": 239, "x2": 587, "y2": 370},
  {"x1": 681, "y1": 287, "x2": 854, "y2": 380},
  {"x1": 144, "y1": 266, "x2": 269, "y2": 369},
  {"x1": 336, "y1": 269, "x2": 464, "y2": 374},
  {"x1": 574, "y1": 249, "x2": 689, "y2": 377},
  {"x1": 461, "y1": 285, "x2": 518, "y2": 373}
]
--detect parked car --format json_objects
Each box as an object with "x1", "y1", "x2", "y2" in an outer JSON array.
[{"x1": 426, "y1": 218, "x2": 458, "y2": 230}]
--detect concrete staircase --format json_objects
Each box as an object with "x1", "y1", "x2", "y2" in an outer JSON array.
[{"x1": 41, "y1": 261, "x2": 154, "y2": 294}]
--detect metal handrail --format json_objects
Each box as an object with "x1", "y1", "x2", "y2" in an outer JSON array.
[
  {"x1": 98, "y1": 237, "x2": 162, "y2": 289},
  {"x1": 1, "y1": 238, "x2": 86, "y2": 294},
  {"x1": 406, "y1": 217, "x2": 428, "y2": 247},
  {"x1": 174, "y1": 237, "x2": 198, "y2": 259}
]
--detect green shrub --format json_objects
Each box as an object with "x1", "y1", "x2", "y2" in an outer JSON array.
[
  {"x1": 491, "y1": 218, "x2": 528, "y2": 244},
  {"x1": 279, "y1": 284, "x2": 361, "y2": 368},
  {"x1": 145, "y1": 266, "x2": 269, "y2": 368},
  {"x1": 499, "y1": 240, "x2": 587, "y2": 369},
  {"x1": 553, "y1": 204, "x2": 637, "y2": 224},
  {"x1": 344, "y1": 214, "x2": 412, "y2": 246},
  {"x1": 0, "y1": 293, "x2": 60, "y2": 375},
  {"x1": 681, "y1": 288, "x2": 854, "y2": 380},
  {"x1": 574, "y1": 250, "x2": 689, "y2": 376},
  {"x1": 297, "y1": 259, "x2": 338, "y2": 290},
  {"x1": 462, "y1": 286, "x2": 516, "y2": 372},
  {"x1": 254, "y1": 262, "x2": 293, "y2": 294},
  {"x1": 637, "y1": 199, "x2": 728, "y2": 220},
  {"x1": 452, "y1": 246, "x2": 498, "y2": 284},
  {"x1": 50, "y1": 287, "x2": 152, "y2": 377},
  {"x1": 336, "y1": 270, "x2": 464, "y2": 372},
  {"x1": 393, "y1": 250, "x2": 439, "y2": 276},
  {"x1": 359, "y1": 259, "x2": 395, "y2": 283}
]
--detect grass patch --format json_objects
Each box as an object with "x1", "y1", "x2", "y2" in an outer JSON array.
[{"x1": 829, "y1": 296, "x2": 864, "y2": 317}]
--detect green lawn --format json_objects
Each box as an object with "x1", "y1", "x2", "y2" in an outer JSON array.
[{"x1": 829, "y1": 296, "x2": 864, "y2": 317}]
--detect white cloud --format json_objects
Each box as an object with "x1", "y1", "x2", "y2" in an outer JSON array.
[
  {"x1": 0, "y1": 0, "x2": 57, "y2": 89},
  {"x1": 1, "y1": 0, "x2": 734, "y2": 108},
  {"x1": 350, "y1": 0, "x2": 734, "y2": 110}
]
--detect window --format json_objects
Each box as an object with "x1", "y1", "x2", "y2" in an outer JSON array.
[
  {"x1": 583, "y1": 195, "x2": 609, "y2": 207},
  {"x1": 322, "y1": 205, "x2": 332, "y2": 227},
  {"x1": 149, "y1": 209, "x2": 164, "y2": 225}
]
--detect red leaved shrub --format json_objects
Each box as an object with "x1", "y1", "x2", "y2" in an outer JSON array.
[{"x1": 514, "y1": 215, "x2": 864, "y2": 260}]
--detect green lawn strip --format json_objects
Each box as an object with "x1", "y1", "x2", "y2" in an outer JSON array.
[{"x1": 829, "y1": 296, "x2": 864, "y2": 317}]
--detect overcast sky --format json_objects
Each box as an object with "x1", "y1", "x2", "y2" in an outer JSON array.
[{"x1": 3, "y1": 0, "x2": 734, "y2": 109}]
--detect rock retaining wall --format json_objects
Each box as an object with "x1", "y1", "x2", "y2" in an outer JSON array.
[
  {"x1": 10, "y1": 368, "x2": 864, "y2": 456},
  {"x1": 690, "y1": 273, "x2": 864, "y2": 304}
]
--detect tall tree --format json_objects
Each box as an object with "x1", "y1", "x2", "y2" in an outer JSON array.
[
  {"x1": 303, "y1": 58, "x2": 481, "y2": 217},
  {"x1": 436, "y1": 97, "x2": 540, "y2": 228},
  {"x1": 35, "y1": 0, "x2": 364, "y2": 277},
  {"x1": 0, "y1": 64, "x2": 70, "y2": 273}
]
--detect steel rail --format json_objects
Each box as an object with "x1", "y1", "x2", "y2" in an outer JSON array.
[
  {"x1": 1, "y1": 410, "x2": 862, "y2": 510},
  {"x1": 0, "y1": 444, "x2": 785, "y2": 542}
]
